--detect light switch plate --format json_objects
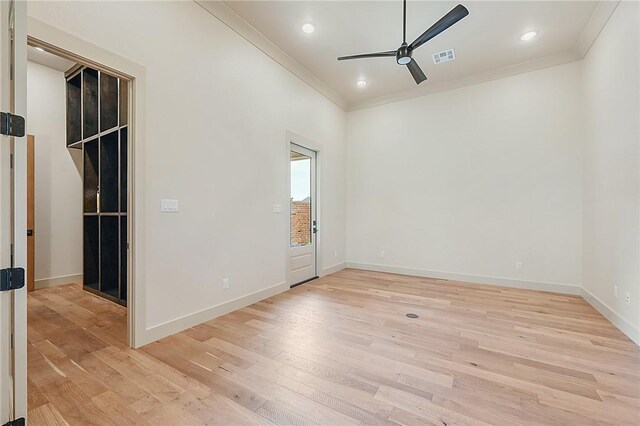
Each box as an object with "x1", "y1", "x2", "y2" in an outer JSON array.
[
  {"x1": 161, "y1": 199, "x2": 179, "y2": 212},
  {"x1": 272, "y1": 204, "x2": 282, "y2": 213}
]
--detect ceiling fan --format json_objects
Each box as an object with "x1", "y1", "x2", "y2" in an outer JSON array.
[{"x1": 337, "y1": 1, "x2": 469, "y2": 85}]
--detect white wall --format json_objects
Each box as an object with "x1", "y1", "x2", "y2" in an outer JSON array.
[
  {"x1": 581, "y1": 1, "x2": 639, "y2": 342},
  {"x1": 26, "y1": 60, "x2": 83, "y2": 287},
  {"x1": 28, "y1": 1, "x2": 347, "y2": 343},
  {"x1": 347, "y1": 62, "x2": 584, "y2": 293}
]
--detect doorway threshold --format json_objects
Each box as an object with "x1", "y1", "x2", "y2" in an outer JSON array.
[{"x1": 290, "y1": 276, "x2": 319, "y2": 289}]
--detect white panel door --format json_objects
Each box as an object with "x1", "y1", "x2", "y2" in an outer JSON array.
[
  {"x1": 0, "y1": 0, "x2": 27, "y2": 423},
  {"x1": 289, "y1": 144, "x2": 317, "y2": 285}
]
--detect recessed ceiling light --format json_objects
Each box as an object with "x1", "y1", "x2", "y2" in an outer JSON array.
[
  {"x1": 520, "y1": 31, "x2": 537, "y2": 41},
  {"x1": 302, "y1": 23, "x2": 315, "y2": 34},
  {"x1": 34, "y1": 47, "x2": 45, "y2": 52},
  {"x1": 356, "y1": 80, "x2": 367, "y2": 88}
]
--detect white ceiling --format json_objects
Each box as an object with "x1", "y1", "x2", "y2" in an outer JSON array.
[
  {"x1": 27, "y1": 45, "x2": 76, "y2": 72},
  {"x1": 213, "y1": 1, "x2": 607, "y2": 109}
]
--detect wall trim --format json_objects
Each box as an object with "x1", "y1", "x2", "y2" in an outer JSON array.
[
  {"x1": 321, "y1": 262, "x2": 346, "y2": 276},
  {"x1": 574, "y1": 0, "x2": 619, "y2": 57},
  {"x1": 349, "y1": 51, "x2": 579, "y2": 111},
  {"x1": 139, "y1": 281, "x2": 289, "y2": 347},
  {"x1": 580, "y1": 287, "x2": 640, "y2": 346},
  {"x1": 346, "y1": 262, "x2": 581, "y2": 295},
  {"x1": 35, "y1": 273, "x2": 83, "y2": 289}
]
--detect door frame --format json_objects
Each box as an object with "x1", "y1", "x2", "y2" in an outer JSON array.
[
  {"x1": 26, "y1": 18, "x2": 148, "y2": 348},
  {"x1": 285, "y1": 131, "x2": 322, "y2": 287},
  {"x1": 1, "y1": 0, "x2": 27, "y2": 422}
]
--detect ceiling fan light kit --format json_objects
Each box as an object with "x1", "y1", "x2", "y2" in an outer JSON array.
[
  {"x1": 396, "y1": 44, "x2": 412, "y2": 65},
  {"x1": 338, "y1": 1, "x2": 469, "y2": 85}
]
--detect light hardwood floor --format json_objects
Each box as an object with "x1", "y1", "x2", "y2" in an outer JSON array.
[{"x1": 27, "y1": 269, "x2": 639, "y2": 425}]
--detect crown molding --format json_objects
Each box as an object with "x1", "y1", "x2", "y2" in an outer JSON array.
[
  {"x1": 574, "y1": 0, "x2": 619, "y2": 57},
  {"x1": 194, "y1": 0, "x2": 348, "y2": 111},
  {"x1": 194, "y1": 0, "x2": 618, "y2": 113},
  {"x1": 348, "y1": 50, "x2": 582, "y2": 111}
]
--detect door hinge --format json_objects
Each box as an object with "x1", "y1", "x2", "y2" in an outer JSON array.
[
  {"x1": 0, "y1": 267, "x2": 25, "y2": 292},
  {"x1": 3, "y1": 418, "x2": 26, "y2": 426},
  {"x1": 0, "y1": 111, "x2": 25, "y2": 137}
]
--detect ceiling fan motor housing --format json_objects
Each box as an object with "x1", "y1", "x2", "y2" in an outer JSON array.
[{"x1": 396, "y1": 43, "x2": 412, "y2": 65}]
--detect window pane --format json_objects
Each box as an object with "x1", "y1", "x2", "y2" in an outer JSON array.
[{"x1": 290, "y1": 151, "x2": 311, "y2": 247}]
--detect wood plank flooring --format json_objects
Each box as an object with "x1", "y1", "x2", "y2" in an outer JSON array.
[{"x1": 28, "y1": 269, "x2": 640, "y2": 425}]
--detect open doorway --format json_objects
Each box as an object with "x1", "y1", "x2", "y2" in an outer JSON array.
[
  {"x1": 26, "y1": 39, "x2": 132, "y2": 317},
  {"x1": 24, "y1": 37, "x2": 135, "y2": 420},
  {"x1": 25, "y1": 41, "x2": 132, "y2": 345}
]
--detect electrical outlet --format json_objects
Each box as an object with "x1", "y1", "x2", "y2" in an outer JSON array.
[
  {"x1": 625, "y1": 293, "x2": 631, "y2": 306},
  {"x1": 380, "y1": 251, "x2": 385, "y2": 258},
  {"x1": 222, "y1": 278, "x2": 230, "y2": 290},
  {"x1": 334, "y1": 249, "x2": 338, "y2": 258},
  {"x1": 515, "y1": 262, "x2": 523, "y2": 271},
  {"x1": 614, "y1": 285, "x2": 618, "y2": 298}
]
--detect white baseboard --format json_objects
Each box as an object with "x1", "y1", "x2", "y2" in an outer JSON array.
[
  {"x1": 139, "y1": 281, "x2": 289, "y2": 346},
  {"x1": 35, "y1": 273, "x2": 83, "y2": 289},
  {"x1": 581, "y1": 287, "x2": 640, "y2": 346},
  {"x1": 135, "y1": 264, "x2": 638, "y2": 348},
  {"x1": 346, "y1": 262, "x2": 581, "y2": 295},
  {"x1": 321, "y1": 261, "x2": 346, "y2": 276}
]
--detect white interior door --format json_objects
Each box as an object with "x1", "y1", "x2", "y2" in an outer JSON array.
[
  {"x1": 0, "y1": 0, "x2": 27, "y2": 423},
  {"x1": 289, "y1": 144, "x2": 317, "y2": 285}
]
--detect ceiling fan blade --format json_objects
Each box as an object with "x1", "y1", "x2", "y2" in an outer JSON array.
[
  {"x1": 406, "y1": 59, "x2": 427, "y2": 84},
  {"x1": 337, "y1": 51, "x2": 396, "y2": 61},
  {"x1": 409, "y1": 4, "x2": 469, "y2": 51}
]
